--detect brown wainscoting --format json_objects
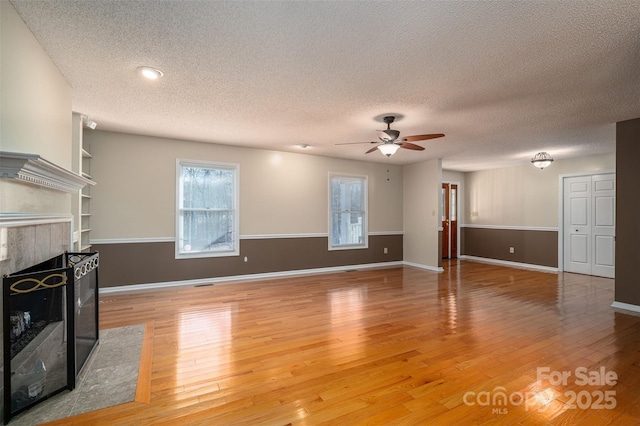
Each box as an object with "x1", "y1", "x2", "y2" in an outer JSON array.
[
  {"x1": 461, "y1": 227, "x2": 558, "y2": 267},
  {"x1": 616, "y1": 117, "x2": 640, "y2": 306},
  {"x1": 93, "y1": 234, "x2": 403, "y2": 288}
]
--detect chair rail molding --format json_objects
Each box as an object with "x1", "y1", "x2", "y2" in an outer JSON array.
[{"x1": 0, "y1": 151, "x2": 95, "y2": 193}]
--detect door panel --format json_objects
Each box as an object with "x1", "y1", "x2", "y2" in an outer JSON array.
[
  {"x1": 595, "y1": 236, "x2": 614, "y2": 266},
  {"x1": 563, "y1": 173, "x2": 615, "y2": 278},
  {"x1": 570, "y1": 198, "x2": 588, "y2": 225},
  {"x1": 570, "y1": 181, "x2": 588, "y2": 192},
  {"x1": 564, "y1": 176, "x2": 591, "y2": 275},
  {"x1": 594, "y1": 197, "x2": 614, "y2": 226},
  {"x1": 570, "y1": 234, "x2": 589, "y2": 263},
  {"x1": 591, "y1": 174, "x2": 615, "y2": 278}
]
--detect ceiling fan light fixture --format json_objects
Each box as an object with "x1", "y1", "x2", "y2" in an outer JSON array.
[
  {"x1": 378, "y1": 143, "x2": 400, "y2": 157},
  {"x1": 377, "y1": 129, "x2": 400, "y2": 142},
  {"x1": 138, "y1": 66, "x2": 164, "y2": 80},
  {"x1": 531, "y1": 152, "x2": 553, "y2": 169}
]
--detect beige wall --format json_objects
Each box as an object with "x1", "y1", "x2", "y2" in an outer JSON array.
[
  {"x1": 442, "y1": 170, "x2": 464, "y2": 183},
  {"x1": 85, "y1": 130, "x2": 404, "y2": 239},
  {"x1": 0, "y1": 1, "x2": 72, "y2": 214},
  {"x1": 403, "y1": 159, "x2": 441, "y2": 268},
  {"x1": 1, "y1": 1, "x2": 72, "y2": 167},
  {"x1": 0, "y1": 3, "x2": 73, "y2": 420},
  {"x1": 464, "y1": 153, "x2": 615, "y2": 227}
]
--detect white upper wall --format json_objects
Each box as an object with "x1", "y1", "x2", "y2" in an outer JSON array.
[
  {"x1": 403, "y1": 159, "x2": 441, "y2": 268},
  {"x1": 464, "y1": 153, "x2": 615, "y2": 228},
  {"x1": 85, "y1": 130, "x2": 404, "y2": 239},
  {"x1": 1, "y1": 1, "x2": 71, "y2": 167},
  {"x1": 0, "y1": 1, "x2": 72, "y2": 213}
]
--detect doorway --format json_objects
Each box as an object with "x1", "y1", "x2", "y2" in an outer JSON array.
[
  {"x1": 562, "y1": 173, "x2": 615, "y2": 278},
  {"x1": 442, "y1": 182, "x2": 459, "y2": 259}
]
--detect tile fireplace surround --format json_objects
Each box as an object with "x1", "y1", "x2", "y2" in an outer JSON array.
[{"x1": 0, "y1": 214, "x2": 73, "y2": 423}]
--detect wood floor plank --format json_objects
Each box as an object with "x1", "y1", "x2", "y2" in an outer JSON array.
[
  {"x1": 135, "y1": 321, "x2": 155, "y2": 403},
  {"x1": 39, "y1": 260, "x2": 640, "y2": 425}
]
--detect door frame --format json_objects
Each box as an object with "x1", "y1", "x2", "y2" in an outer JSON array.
[
  {"x1": 442, "y1": 180, "x2": 461, "y2": 259},
  {"x1": 557, "y1": 170, "x2": 615, "y2": 273}
]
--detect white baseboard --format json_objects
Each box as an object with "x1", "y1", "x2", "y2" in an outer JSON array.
[
  {"x1": 99, "y1": 261, "x2": 404, "y2": 294},
  {"x1": 403, "y1": 261, "x2": 443, "y2": 273},
  {"x1": 458, "y1": 255, "x2": 558, "y2": 273},
  {"x1": 611, "y1": 301, "x2": 640, "y2": 314}
]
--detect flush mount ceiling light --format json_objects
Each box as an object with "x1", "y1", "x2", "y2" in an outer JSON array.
[
  {"x1": 531, "y1": 152, "x2": 554, "y2": 169},
  {"x1": 137, "y1": 66, "x2": 164, "y2": 80},
  {"x1": 378, "y1": 143, "x2": 400, "y2": 157}
]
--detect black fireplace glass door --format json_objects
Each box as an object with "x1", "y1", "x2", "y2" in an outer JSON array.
[
  {"x1": 69, "y1": 253, "x2": 99, "y2": 377},
  {"x1": 3, "y1": 263, "x2": 71, "y2": 420}
]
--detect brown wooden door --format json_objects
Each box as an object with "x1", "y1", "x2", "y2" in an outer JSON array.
[
  {"x1": 442, "y1": 183, "x2": 450, "y2": 258},
  {"x1": 442, "y1": 183, "x2": 458, "y2": 259},
  {"x1": 450, "y1": 183, "x2": 458, "y2": 258}
]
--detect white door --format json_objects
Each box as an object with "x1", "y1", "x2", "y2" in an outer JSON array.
[
  {"x1": 563, "y1": 173, "x2": 615, "y2": 278},
  {"x1": 591, "y1": 174, "x2": 615, "y2": 278}
]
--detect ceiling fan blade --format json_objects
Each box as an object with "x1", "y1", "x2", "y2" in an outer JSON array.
[
  {"x1": 400, "y1": 142, "x2": 425, "y2": 151},
  {"x1": 335, "y1": 141, "x2": 377, "y2": 146},
  {"x1": 401, "y1": 133, "x2": 445, "y2": 142},
  {"x1": 365, "y1": 146, "x2": 380, "y2": 154}
]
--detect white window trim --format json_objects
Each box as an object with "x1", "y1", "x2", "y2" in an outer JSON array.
[
  {"x1": 175, "y1": 158, "x2": 240, "y2": 259},
  {"x1": 328, "y1": 172, "x2": 368, "y2": 251}
]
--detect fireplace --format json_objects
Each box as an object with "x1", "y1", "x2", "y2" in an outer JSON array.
[{"x1": 2, "y1": 252, "x2": 99, "y2": 424}]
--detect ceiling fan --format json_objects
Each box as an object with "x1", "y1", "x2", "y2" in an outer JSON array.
[{"x1": 336, "y1": 116, "x2": 445, "y2": 157}]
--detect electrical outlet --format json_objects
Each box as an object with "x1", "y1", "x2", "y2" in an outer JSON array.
[
  {"x1": 383, "y1": 247, "x2": 388, "y2": 254},
  {"x1": 244, "y1": 256, "x2": 248, "y2": 262},
  {"x1": 509, "y1": 247, "x2": 515, "y2": 254}
]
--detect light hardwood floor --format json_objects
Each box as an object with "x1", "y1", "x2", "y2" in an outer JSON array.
[{"x1": 45, "y1": 260, "x2": 640, "y2": 425}]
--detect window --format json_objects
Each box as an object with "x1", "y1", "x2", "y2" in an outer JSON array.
[
  {"x1": 176, "y1": 159, "x2": 239, "y2": 258},
  {"x1": 329, "y1": 174, "x2": 368, "y2": 250}
]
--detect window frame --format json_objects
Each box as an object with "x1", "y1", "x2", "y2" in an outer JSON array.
[
  {"x1": 328, "y1": 172, "x2": 368, "y2": 251},
  {"x1": 175, "y1": 158, "x2": 240, "y2": 259}
]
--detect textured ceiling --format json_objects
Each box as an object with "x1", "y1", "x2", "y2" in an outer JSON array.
[{"x1": 10, "y1": 1, "x2": 640, "y2": 171}]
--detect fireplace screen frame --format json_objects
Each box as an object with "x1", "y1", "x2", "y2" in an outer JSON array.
[{"x1": 2, "y1": 252, "x2": 99, "y2": 424}]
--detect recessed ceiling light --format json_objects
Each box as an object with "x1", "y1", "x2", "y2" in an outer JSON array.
[{"x1": 138, "y1": 66, "x2": 164, "y2": 80}]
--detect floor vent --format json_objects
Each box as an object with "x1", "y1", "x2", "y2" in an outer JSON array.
[{"x1": 194, "y1": 283, "x2": 214, "y2": 288}]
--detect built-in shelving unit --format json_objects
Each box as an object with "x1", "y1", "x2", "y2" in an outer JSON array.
[
  {"x1": 71, "y1": 113, "x2": 96, "y2": 252},
  {"x1": 80, "y1": 145, "x2": 93, "y2": 251}
]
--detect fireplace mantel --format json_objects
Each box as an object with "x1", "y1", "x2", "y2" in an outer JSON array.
[{"x1": 0, "y1": 151, "x2": 95, "y2": 193}]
